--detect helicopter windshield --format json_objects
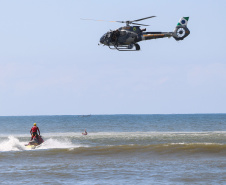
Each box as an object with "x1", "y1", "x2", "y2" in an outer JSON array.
[{"x1": 100, "y1": 32, "x2": 112, "y2": 44}]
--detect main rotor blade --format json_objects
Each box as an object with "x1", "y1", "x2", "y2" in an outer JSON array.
[
  {"x1": 116, "y1": 21, "x2": 125, "y2": 23},
  {"x1": 132, "y1": 16, "x2": 156, "y2": 22},
  {"x1": 80, "y1": 18, "x2": 117, "y2": 22},
  {"x1": 131, "y1": 23, "x2": 150, "y2": 26}
]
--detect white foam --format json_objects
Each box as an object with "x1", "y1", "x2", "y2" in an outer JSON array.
[
  {"x1": 0, "y1": 136, "x2": 83, "y2": 152},
  {"x1": 37, "y1": 138, "x2": 81, "y2": 150},
  {"x1": 0, "y1": 136, "x2": 27, "y2": 152}
]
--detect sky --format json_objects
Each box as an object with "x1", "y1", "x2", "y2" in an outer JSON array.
[{"x1": 0, "y1": 0, "x2": 226, "y2": 116}]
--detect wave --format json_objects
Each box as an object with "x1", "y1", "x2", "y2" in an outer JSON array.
[
  {"x1": 1, "y1": 132, "x2": 226, "y2": 156},
  {"x1": 0, "y1": 136, "x2": 27, "y2": 152},
  {"x1": 1, "y1": 136, "x2": 226, "y2": 158},
  {"x1": 0, "y1": 136, "x2": 81, "y2": 152},
  {"x1": 35, "y1": 143, "x2": 225, "y2": 159}
]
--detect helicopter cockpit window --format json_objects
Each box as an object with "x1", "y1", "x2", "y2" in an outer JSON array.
[{"x1": 107, "y1": 32, "x2": 112, "y2": 38}]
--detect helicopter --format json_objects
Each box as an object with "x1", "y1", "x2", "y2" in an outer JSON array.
[{"x1": 82, "y1": 16, "x2": 190, "y2": 51}]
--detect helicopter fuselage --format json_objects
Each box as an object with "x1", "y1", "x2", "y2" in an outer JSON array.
[
  {"x1": 99, "y1": 24, "x2": 190, "y2": 51},
  {"x1": 99, "y1": 26, "x2": 176, "y2": 51}
]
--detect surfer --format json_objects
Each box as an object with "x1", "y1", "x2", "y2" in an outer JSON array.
[
  {"x1": 82, "y1": 129, "x2": 87, "y2": 135},
  {"x1": 30, "y1": 123, "x2": 40, "y2": 142}
]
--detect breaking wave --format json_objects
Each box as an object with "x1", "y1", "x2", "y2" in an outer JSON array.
[
  {"x1": 0, "y1": 132, "x2": 226, "y2": 157},
  {"x1": 0, "y1": 136, "x2": 81, "y2": 152}
]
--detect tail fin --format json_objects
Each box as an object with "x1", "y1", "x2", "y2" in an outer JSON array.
[
  {"x1": 173, "y1": 17, "x2": 190, "y2": 41},
  {"x1": 177, "y1": 17, "x2": 189, "y2": 26}
]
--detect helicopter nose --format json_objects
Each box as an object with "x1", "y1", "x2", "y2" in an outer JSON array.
[{"x1": 100, "y1": 35, "x2": 105, "y2": 44}]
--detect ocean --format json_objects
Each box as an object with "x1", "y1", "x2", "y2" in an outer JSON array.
[{"x1": 0, "y1": 114, "x2": 226, "y2": 184}]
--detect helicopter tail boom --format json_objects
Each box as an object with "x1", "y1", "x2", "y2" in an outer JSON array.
[
  {"x1": 140, "y1": 17, "x2": 190, "y2": 42},
  {"x1": 141, "y1": 32, "x2": 172, "y2": 41}
]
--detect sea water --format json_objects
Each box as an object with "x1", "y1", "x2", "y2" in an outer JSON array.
[{"x1": 0, "y1": 114, "x2": 226, "y2": 184}]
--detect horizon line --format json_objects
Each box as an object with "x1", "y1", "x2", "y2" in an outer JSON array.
[{"x1": 0, "y1": 113, "x2": 226, "y2": 117}]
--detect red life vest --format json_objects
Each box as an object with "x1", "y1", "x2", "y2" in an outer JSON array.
[{"x1": 31, "y1": 126, "x2": 38, "y2": 133}]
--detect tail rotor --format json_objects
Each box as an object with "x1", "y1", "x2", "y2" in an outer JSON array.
[{"x1": 173, "y1": 17, "x2": 190, "y2": 41}]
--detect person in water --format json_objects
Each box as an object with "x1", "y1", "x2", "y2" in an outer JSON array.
[
  {"x1": 82, "y1": 129, "x2": 87, "y2": 135},
  {"x1": 30, "y1": 123, "x2": 40, "y2": 142}
]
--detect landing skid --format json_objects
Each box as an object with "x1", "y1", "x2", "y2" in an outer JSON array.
[{"x1": 109, "y1": 44, "x2": 140, "y2": 51}]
